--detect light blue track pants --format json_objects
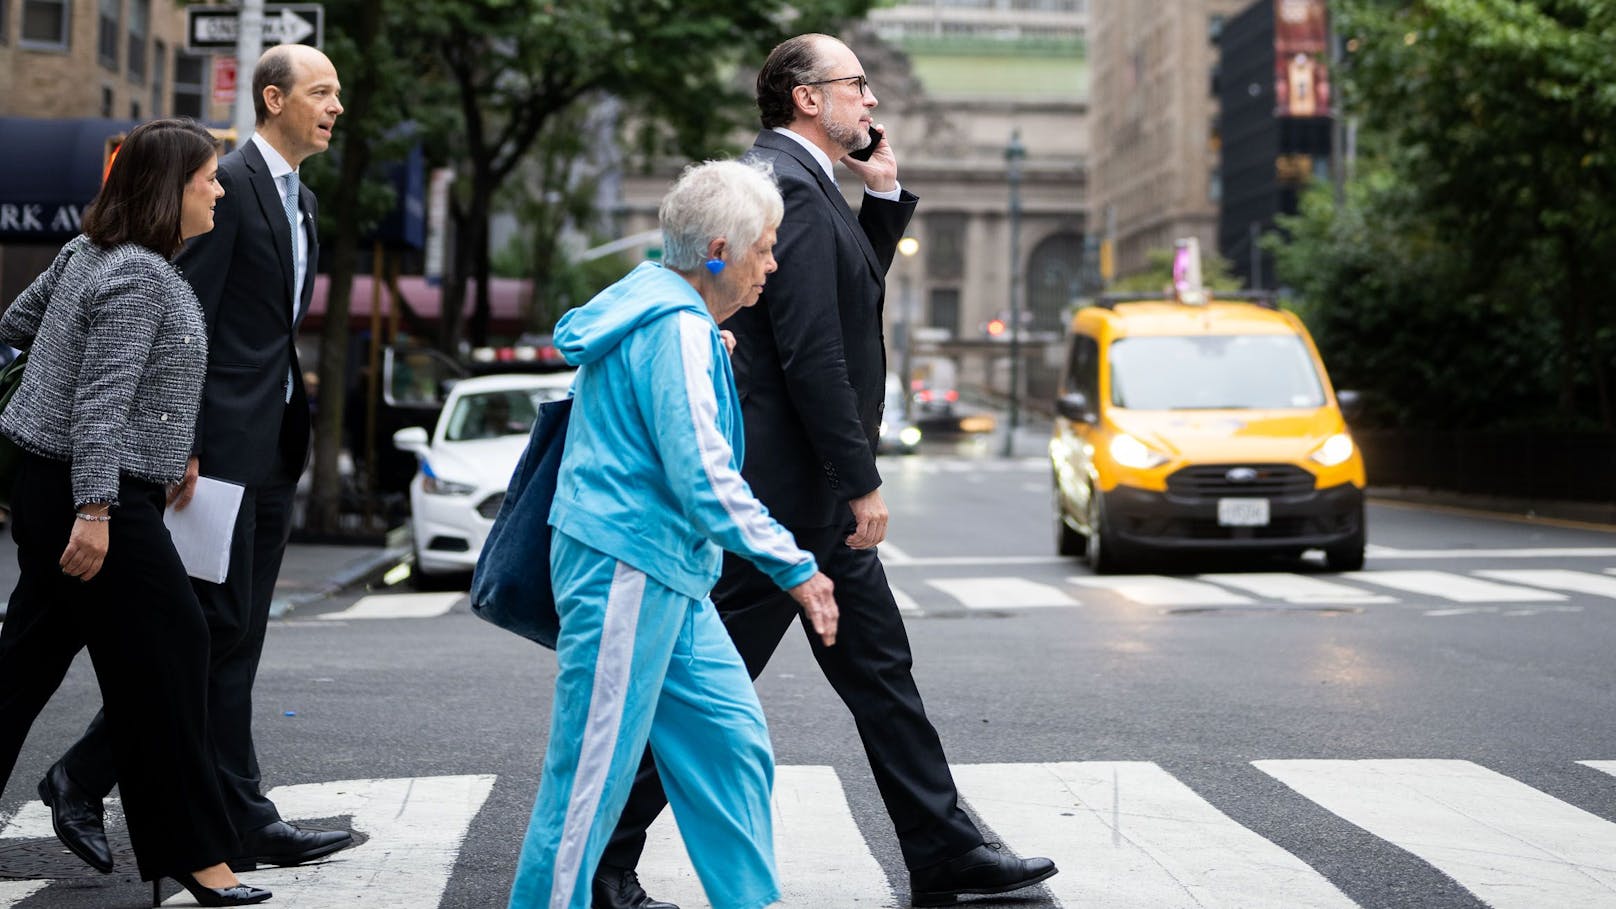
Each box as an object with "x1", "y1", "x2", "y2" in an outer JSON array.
[{"x1": 509, "y1": 531, "x2": 780, "y2": 909}]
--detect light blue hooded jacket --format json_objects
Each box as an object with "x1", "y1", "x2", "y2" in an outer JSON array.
[{"x1": 549, "y1": 261, "x2": 816, "y2": 601}]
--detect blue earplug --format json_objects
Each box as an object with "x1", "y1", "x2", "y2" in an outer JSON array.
[{"x1": 705, "y1": 258, "x2": 725, "y2": 275}]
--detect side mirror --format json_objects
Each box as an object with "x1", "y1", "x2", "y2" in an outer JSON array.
[
  {"x1": 1336, "y1": 389, "x2": 1363, "y2": 422},
  {"x1": 393, "y1": 425, "x2": 430, "y2": 456},
  {"x1": 1055, "y1": 391, "x2": 1097, "y2": 424}
]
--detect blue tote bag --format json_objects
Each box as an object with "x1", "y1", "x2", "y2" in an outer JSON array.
[{"x1": 470, "y1": 395, "x2": 570, "y2": 649}]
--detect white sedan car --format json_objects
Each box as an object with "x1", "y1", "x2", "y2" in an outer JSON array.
[{"x1": 393, "y1": 371, "x2": 575, "y2": 586}]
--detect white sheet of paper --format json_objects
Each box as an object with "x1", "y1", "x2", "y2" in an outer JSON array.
[{"x1": 164, "y1": 475, "x2": 244, "y2": 584}]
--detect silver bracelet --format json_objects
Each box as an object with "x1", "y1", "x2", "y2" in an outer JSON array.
[{"x1": 74, "y1": 511, "x2": 111, "y2": 523}]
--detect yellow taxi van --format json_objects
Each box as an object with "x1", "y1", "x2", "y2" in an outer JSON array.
[{"x1": 1050, "y1": 288, "x2": 1365, "y2": 573}]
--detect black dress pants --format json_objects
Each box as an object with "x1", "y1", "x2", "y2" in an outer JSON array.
[
  {"x1": 61, "y1": 459, "x2": 297, "y2": 833},
  {"x1": 601, "y1": 509, "x2": 982, "y2": 872},
  {"x1": 0, "y1": 453, "x2": 237, "y2": 879}
]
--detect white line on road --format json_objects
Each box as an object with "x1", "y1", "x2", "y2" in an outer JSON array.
[
  {"x1": 213, "y1": 775, "x2": 497, "y2": 907},
  {"x1": 1196, "y1": 573, "x2": 1396, "y2": 604},
  {"x1": 1348, "y1": 571, "x2": 1565, "y2": 603},
  {"x1": 638, "y1": 765, "x2": 896, "y2": 908},
  {"x1": 319, "y1": 591, "x2": 464, "y2": 620},
  {"x1": 1069, "y1": 576, "x2": 1254, "y2": 607},
  {"x1": 1367, "y1": 545, "x2": 1616, "y2": 559},
  {"x1": 1477, "y1": 569, "x2": 1616, "y2": 599},
  {"x1": 1256, "y1": 759, "x2": 1616, "y2": 909},
  {"x1": 878, "y1": 542, "x2": 912, "y2": 564},
  {"x1": 953, "y1": 762, "x2": 1357, "y2": 909},
  {"x1": 890, "y1": 585, "x2": 922, "y2": 614},
  {"x1": 888, "y1": 555, "x2": 1074, "y2": 567},
  {"x1": 928, "y1": 577, "x2": 1080, "y2": 610}
]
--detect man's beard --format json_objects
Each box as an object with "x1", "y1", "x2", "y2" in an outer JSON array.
[{"x1": 819, "y1": 95, "x2": 869, "y2": 155}]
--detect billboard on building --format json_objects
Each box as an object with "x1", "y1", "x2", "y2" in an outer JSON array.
[{"x1": 1274, "y1": 0, "x2": 1330, "y2": 118}]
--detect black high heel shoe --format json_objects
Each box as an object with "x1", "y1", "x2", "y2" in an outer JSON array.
[{"x1": 151, "y1": 871, "x2": 272, "y2": 906}]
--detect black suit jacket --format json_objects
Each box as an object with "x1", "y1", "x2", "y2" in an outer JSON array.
[
  {"x1": 178, "y1": 140, "x2": 316, "y2": 486},
  {"x1": 727, "y1": 129, "x2": 918, "y2": 527}
]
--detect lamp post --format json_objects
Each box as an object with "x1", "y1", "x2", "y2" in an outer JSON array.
[
  {"x1": 1003, "y1": 129, "x2": 1026, "y2": 458},
  {"x1": 896, "y1": 236, "x2": 920, "y2": 420}
]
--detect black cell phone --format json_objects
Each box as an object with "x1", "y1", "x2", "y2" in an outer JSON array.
[{"x1": 848, "y1": 126, "x2": 883, "y2": 162}]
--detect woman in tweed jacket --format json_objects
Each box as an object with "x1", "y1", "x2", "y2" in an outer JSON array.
[{"x1": 0, "y1": 120, "x2": 272, "y2": 907}]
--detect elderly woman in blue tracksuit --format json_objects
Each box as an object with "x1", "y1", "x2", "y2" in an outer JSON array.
[{"x1": 509, "y1": 160, "x2": 839, "y2": 909}]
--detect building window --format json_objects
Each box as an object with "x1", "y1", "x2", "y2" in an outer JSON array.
[
  {"x1": 1209, "y1": 168, "x2": 1222, "y2": 204},
  {"x1": 129, "y1": 99, "x2": 140, "y2": 119},
  {"x1": 1209, "y1": 14, "x2": 1225, "y2": 44},
  {"x1": 1, "y1": 0, "x2": 10, "y2": 44},
  {"x1": 21, "y1": 0, "x2": 70, "y2": 50},
  {"x1": 98, "y1": 0, "x2": 118, "y2": 70},
  {"x1": 151, "y1": 40, "x2": 166, "y2": 117},
  {"x1": 928, "y1": 288, "x2": 961, "y2": 337},
  {"x1": 173, "y1": 51, "x2": 206, "y2": 118},
  {"x1": 100, "y1": 85, "x2": 115, "y2": 118},
  {"x1": 127, "y1": 0, "x2": 148, "y2": 84},
  {"x1": 925, "y1": 213, "x2": 966, "y2": 282}
]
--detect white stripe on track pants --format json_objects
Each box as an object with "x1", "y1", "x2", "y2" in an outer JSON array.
[{"x1": 509, "y1": 530, "x2": 780, "y2": 909}]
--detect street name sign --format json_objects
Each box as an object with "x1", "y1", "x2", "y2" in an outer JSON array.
[{"x1": 187, "y1": 4, "x2": 324, "y2": 51}]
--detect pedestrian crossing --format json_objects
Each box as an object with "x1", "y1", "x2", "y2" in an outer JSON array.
[
  {"x1": 5, "y1": 760, "x2": 1616, "y2": 907},
  {"x1": 307, "y1": 564, "x2": 1616, "y2": 622}
]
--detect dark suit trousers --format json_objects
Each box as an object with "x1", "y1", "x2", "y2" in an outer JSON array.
[
  {"x1": 61, "y1": 455, "x2": 298, "y2": 833},
  {"x1": 602, "y1": 512, "x2": 982, "y2": 872},
  {"x1": 0, "y1": 454, "x2": 237, "y2": 879}
]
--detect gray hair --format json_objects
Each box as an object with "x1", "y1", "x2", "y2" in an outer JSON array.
[{"x1": 659, "y1": 160, "x2": 783, "y2": 272}]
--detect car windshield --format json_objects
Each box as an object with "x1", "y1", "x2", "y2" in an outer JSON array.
[
  {"x1": 1109, "y1": 334, "x2": 1325, "y2": 410},
  {"x1": 443, "y1": 387, "x2": 567, "y2": 442}
]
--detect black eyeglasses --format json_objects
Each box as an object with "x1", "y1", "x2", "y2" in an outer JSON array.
[{"x1": 800, "y1": 74, "x2": 870, "y2": 97}]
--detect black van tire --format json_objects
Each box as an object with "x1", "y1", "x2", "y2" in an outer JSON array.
[
  {"x1": 1055, "y1": 474, "x2": 1087, "y2": 557},
  {"x1": 1325, "y1": 509, "x2": 1367, "y2": 572},
  {"x1": 1086, "y1": 490, "x2": 1132, "y2": 574}
]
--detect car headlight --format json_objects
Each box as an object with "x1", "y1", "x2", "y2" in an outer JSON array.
[
  {"x1": 1109, "y1": 433, "x2": 1169, "y2": 470},
  {"x1": 1310, "y1": 433, "x2": 1356, "y2": 467},
  {"x1": 899, "y1": 426, "x2": 922, "y2": 446},
  {"x1": 421, "y1": 463, "x2": 477, "y2": 496}
]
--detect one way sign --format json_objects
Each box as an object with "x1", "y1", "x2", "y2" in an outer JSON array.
[{"x1": 187, "y1": 4, "x2": 324, "y2": 52}]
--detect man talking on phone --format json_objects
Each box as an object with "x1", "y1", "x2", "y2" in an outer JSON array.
[{"x1": 588, "y1": 34, "x2": 1057, "y2": 909}]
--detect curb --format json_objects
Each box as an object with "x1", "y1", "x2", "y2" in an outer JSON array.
[{"x1": 268, "y1": 545, "x2": 410, "y2": 620}]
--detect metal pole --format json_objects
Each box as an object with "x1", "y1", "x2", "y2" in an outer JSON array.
[
  {"x1": 900, "y1": 272, "x2": 915, "y2": 421},
  {"x1": 232, "y1": 0, "x2": 265, "y2": 142},
  {"x1": 1003, "y1": 129, "x2": 1025, "y2": 458}
]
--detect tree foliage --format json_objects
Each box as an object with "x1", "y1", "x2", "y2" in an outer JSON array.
[
  {"x1": 1271, "y1": 0, "x2": 1616, "y2": 429},
  {"x1": 391, "y1": 0, "x2": 873, "y2": 349}
]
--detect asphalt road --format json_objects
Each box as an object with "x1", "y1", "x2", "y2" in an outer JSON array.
[{"x1": 3, "y1": 440, "x2": 1616, "y2": 908}]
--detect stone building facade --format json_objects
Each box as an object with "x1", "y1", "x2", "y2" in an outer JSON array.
[{"x1": 1087, "y1": 0, "x2": 1249, "y2": 279}]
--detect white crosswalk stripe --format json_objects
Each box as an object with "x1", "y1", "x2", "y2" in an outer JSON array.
[
  {"x1": 9, "y1": 763, "x2": 1616, "y2": 907},
  {"x1": 1256, "y1": 759, "x2": 1616, "y2": 909},
  {"x1": 1478, "y1": 569, "x2": 1616, "y2": 599},
  {"x1": 320, "y1": 591, "x2": 464, "y2": 620},
  {"x1": 952, "y1": 762, "x2": 1357, "y2": 908},
  {"x1": 1195, "y1": 572, "x2": 1396, "y2": 605},
  {"x1": 1070, "y1": 575, "x2": 1254, "y2": 607},
  {"x1": 639, "y1": 765, "x2": 897, "y2": 908},
  {"x1": 1347, "y1": 570, "x2": 1566, "y2": 602},
  {"x1": 927, "y1": 577, "x2": 1080, "y2": 610}
]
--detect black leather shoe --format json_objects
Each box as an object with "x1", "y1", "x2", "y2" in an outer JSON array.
[
  {"x1": 37, "y1": 763, "x2": 113, "y2": 874},
  {"x1": 233, "y1": 819, "x2": 353, "y2": 868},
  {"x1": 909, "y1": 842, "x2": 1057, "y2": 906},
  {"x1": 593, "y1": 863, "x2": 679, "y2": 909}
]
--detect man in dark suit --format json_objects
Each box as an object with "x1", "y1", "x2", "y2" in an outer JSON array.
[
  {"x1": 592, "y1": 34, "x2": 1057, "y2": 909},
  {"x1": 39, "y1": 44, "x2": 354, "y2": 872}
]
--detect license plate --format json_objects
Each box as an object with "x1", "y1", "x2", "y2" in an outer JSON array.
[{"x1": 1218, "y1": 498, "x2": 1270, "y2": 527}]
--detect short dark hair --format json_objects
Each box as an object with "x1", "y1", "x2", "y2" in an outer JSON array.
[
  {"x1": 82, "y1": 118, "x2": 221, "y2": 258},
  {"x1": 252, "y1": 45, "x2": 298, "y2": 126},
  {"x1": 756, "y1": 34, "x2": 833, "y2": 130}
]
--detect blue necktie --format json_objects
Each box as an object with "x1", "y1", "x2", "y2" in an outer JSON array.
[{"x1": 280, "y1": 174, "x2": 301, "y2": 403}]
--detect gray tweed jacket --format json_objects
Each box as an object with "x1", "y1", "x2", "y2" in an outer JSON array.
[{"x1": 0, "y1": 235, "x2": 209, "y2": 507}]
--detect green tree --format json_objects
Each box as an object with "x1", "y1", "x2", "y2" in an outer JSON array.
[
  {"x1": 1110, "y1": 246, "x2": 1244, "y2": 295},
  {"x1": 393, "y1": 0, "x2": 873, "y2": 351},
  {"x1": 1280, "y1": 0, "x2": 1616, "y2": 429}
]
